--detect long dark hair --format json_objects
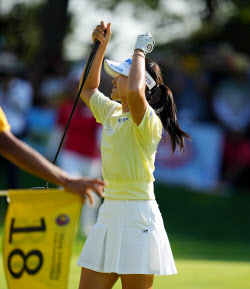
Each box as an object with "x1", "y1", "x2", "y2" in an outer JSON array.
[{"x1": 145, "y1": 58, "x2": 191, "y2": 153}]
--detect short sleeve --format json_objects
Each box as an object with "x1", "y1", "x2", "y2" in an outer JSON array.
[
  {"x1": 134, "y1": 105, "x2": 162, "y2": 144},
  {"x1": 0, "y1": 107, "x2": 11, "y2": 133},
  {"x1": 89, "y1": 91, "x2": 120, "y2": 124}
]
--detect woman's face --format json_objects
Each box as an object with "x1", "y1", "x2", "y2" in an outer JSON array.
[{"x1": 110, "y1": 74, "x2": 128, "y2": 101}]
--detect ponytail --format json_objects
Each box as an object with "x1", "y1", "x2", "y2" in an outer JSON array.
[
  {"x1": 145, "y1": 59, "x2": 191, "y2": 154},
  {"x1": 157, "y1": 84, "x2": 190, "y2": 153}
]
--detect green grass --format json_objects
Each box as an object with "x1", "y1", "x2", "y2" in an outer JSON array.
[
  {"x1": 67, "y1": 245, "x2": 250, "y2": 289},
  {"x1": 1, "y1": 171, "x2": 250, "y2": 288},
  {"x1": 1, "y1": 235, "x2": 250, "y2": 289}
]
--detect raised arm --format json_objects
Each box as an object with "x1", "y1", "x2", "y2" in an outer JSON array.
[
  {"x1": 127, "y1": 50, "x2": 147, "y2": 125},
  {"x1": 80, "y1": 21, "x2": 112, "y2": 107},
  {"x1": 127, "y1": 33, "x2": 155, "y2": 125}
]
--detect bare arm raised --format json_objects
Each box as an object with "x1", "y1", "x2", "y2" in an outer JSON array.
[
  {"x1": 80, "y1": 21, "x2": 112, "y2": 107},
  {"x1": 127, "y1": 33, "x2": 155, "y2": 125},
  {"x1": 127, "y1": 50, "x2": 147, "y2": 126}
]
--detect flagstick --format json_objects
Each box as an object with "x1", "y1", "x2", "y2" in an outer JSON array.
[{"x1": 0, "y1": 190, "x2": 8, "y2": 196}]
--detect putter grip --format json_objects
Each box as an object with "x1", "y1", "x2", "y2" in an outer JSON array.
[
  {"x1": 84, "y1": 28, "x2": 106, "y2": 78},
  {"x1": 91, "y1": 28, "x2": 106, "y2": 53},
  {"x1": 92, "y1": 39, "x2": 101, "y2": 52}
]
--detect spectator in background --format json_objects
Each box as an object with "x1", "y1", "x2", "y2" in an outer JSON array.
[
  {"x1": 212, "y1": 53, "x2": 250, "y2": 191},
  {"x1": 212, "y1": 53, "x2": 250, "y2": 132},
  {"x1": 167, "y1": 54, "x2": 210, "y2": 123},
  {"x1": 0, "y1": 52, "x2": 33, "y2": 137},
  {"x1": 181, "y1": 54, "x2": 210, "y2": 122},
  {"x1": 0, "y1": 51, "x2": 33, "y2": 188},
  {"x1": 47, "y1": 64, "x2": 102, "y2": 236},
  {"x1": 38, "y1": 62, "x2": 68, "y2": 108}
]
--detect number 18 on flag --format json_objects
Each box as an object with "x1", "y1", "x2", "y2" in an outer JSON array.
[{"x1": 3, "y1": 189, "x2": 82, "y2": 289}]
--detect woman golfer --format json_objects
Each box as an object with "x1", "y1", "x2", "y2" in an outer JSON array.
[{"x1": 77, "y1": 21, "x2": 190, "y2": 289}]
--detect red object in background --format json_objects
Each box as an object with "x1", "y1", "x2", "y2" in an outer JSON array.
[
  {"x1": 57, "y1": 101, "x2": 101, "y2": 159},
  {"x1": 223, "y1": 136, "x2": 250, "y2": 170}
]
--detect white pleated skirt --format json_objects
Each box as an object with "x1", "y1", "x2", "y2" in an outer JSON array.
[{"x1": 77, "y1": 199, "x2": 177, "y2": 275}]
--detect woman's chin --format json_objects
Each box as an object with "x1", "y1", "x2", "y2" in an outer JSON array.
[{"x1": 110, "y1": 93, "x2": 119, "y2": 101}]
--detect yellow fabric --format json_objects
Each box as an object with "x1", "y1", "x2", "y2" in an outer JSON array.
[
  {"x1": 89, "y1": 91, "x2": 162, "y2": 200},
  {"x1": 3, "y1": 189, "x2": 82, "y2": 289},
  {"x1": 0, "y1": 106, "x2": 11, "y2": 132}
]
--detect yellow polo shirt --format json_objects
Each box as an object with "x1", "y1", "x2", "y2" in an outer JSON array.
[
  {"x1": 89, "y1": 91, "x2": 162, "y2": 200},
  {"x1": 0, "y1": 107, "x2": 11, "y2": 133}
]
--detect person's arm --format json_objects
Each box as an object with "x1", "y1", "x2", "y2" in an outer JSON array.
[
  {"x1": 127, "y1": 50, "x2": 148, "y2": 126},
  {"x1": 80, "y1": 21, "x2": 112, "y2": 108},
  {"x1": 127, "y1": 33, "x2": 155, "y2": 125},
  {"x1": 0, "y1": 130, "x2": 104, "y2": 204}
]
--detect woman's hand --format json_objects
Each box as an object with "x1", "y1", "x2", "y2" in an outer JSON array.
[
  {"x1": 134, "y1": 32, "x2": 155, "y2": 55},
  {"x1": 92, "y1": 21, "x2": 111, "y2": 47}
]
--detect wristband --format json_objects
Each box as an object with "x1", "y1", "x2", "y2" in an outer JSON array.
[{"x1": 133, "y1": 53, "x2": 145, "y2": 59}]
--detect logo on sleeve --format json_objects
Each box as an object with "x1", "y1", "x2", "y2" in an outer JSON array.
[{"x1": 149, "y1": 110, "x2": 153, "y2": 119}]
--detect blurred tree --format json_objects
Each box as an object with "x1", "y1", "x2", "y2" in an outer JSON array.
[
  {"x1": 192, "y1": 0, "x2": 250, "y2": 53},
  {"x1": 39, "y1": 0, "x2": 70, "y2": 72},
  {"x1": 203, "y1": 0, "x2": 218, "y2": 21},
  {"x1": 1, "y1": 0, "x2": 249, "y2": 66},
  {"x1": 0, "y1": 0, "x2": 72, "y2": 101},
  {"x1": 218, "y1": 0, "x2": 250, "y2": 53},
  {"x1": 94, "y1": 0, "x2": 160, "y2": 10},
  {"x1": 153, "y1": 0, "x2": 250, "y2": 55},
  {"x1": 0, "y1": 0, "x2": 71, "y2": 66},
  {"x1": 0, "y1": 2, "x2": 43, "y2": 64}
]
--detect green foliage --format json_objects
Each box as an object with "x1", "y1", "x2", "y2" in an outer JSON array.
[
  {"x1": 0, "y1": 0, "x2": 71, "y2": 65},
  {"x1": 0, "y1": 2, "x2": 45, "y2": 64},
  {"x1": 155, "y1": 183, "x2": 250, "y2": 245},
  {"x1": 94, "y1": 0, "x2": 160, "y2": 10}
]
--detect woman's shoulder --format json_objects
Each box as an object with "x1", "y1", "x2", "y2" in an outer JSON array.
[
  {"x1": 90, "y1": 90, "x2": 122, "y2": 123},
  {"x1": 91, "y1": 90, "x2": 120, "y2": 108}
]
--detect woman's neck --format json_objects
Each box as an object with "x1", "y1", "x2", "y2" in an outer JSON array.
[{"x1": 121, "y1": 101, "x2": 129, "y2": 113}]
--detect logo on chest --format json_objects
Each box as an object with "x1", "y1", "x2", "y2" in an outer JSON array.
[
  {"x1": 105, "y1": 117, "x2": 129, "y2": 134},
  {"x1": 118, "y1": 117, "x2": 129, "y2": 123}
]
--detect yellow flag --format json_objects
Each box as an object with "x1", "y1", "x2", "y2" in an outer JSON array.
[{"x1": 3, "y1": 189, "x2": 82, "y2": 289}]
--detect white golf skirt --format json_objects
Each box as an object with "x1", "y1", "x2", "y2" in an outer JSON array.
[{"x1": 77, "y1": 199, "x2": 177, "y2": 275}]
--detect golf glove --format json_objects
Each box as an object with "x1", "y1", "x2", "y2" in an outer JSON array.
[{"x1": 134, "y1": 32, "x2": 155, "y2": 55}]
